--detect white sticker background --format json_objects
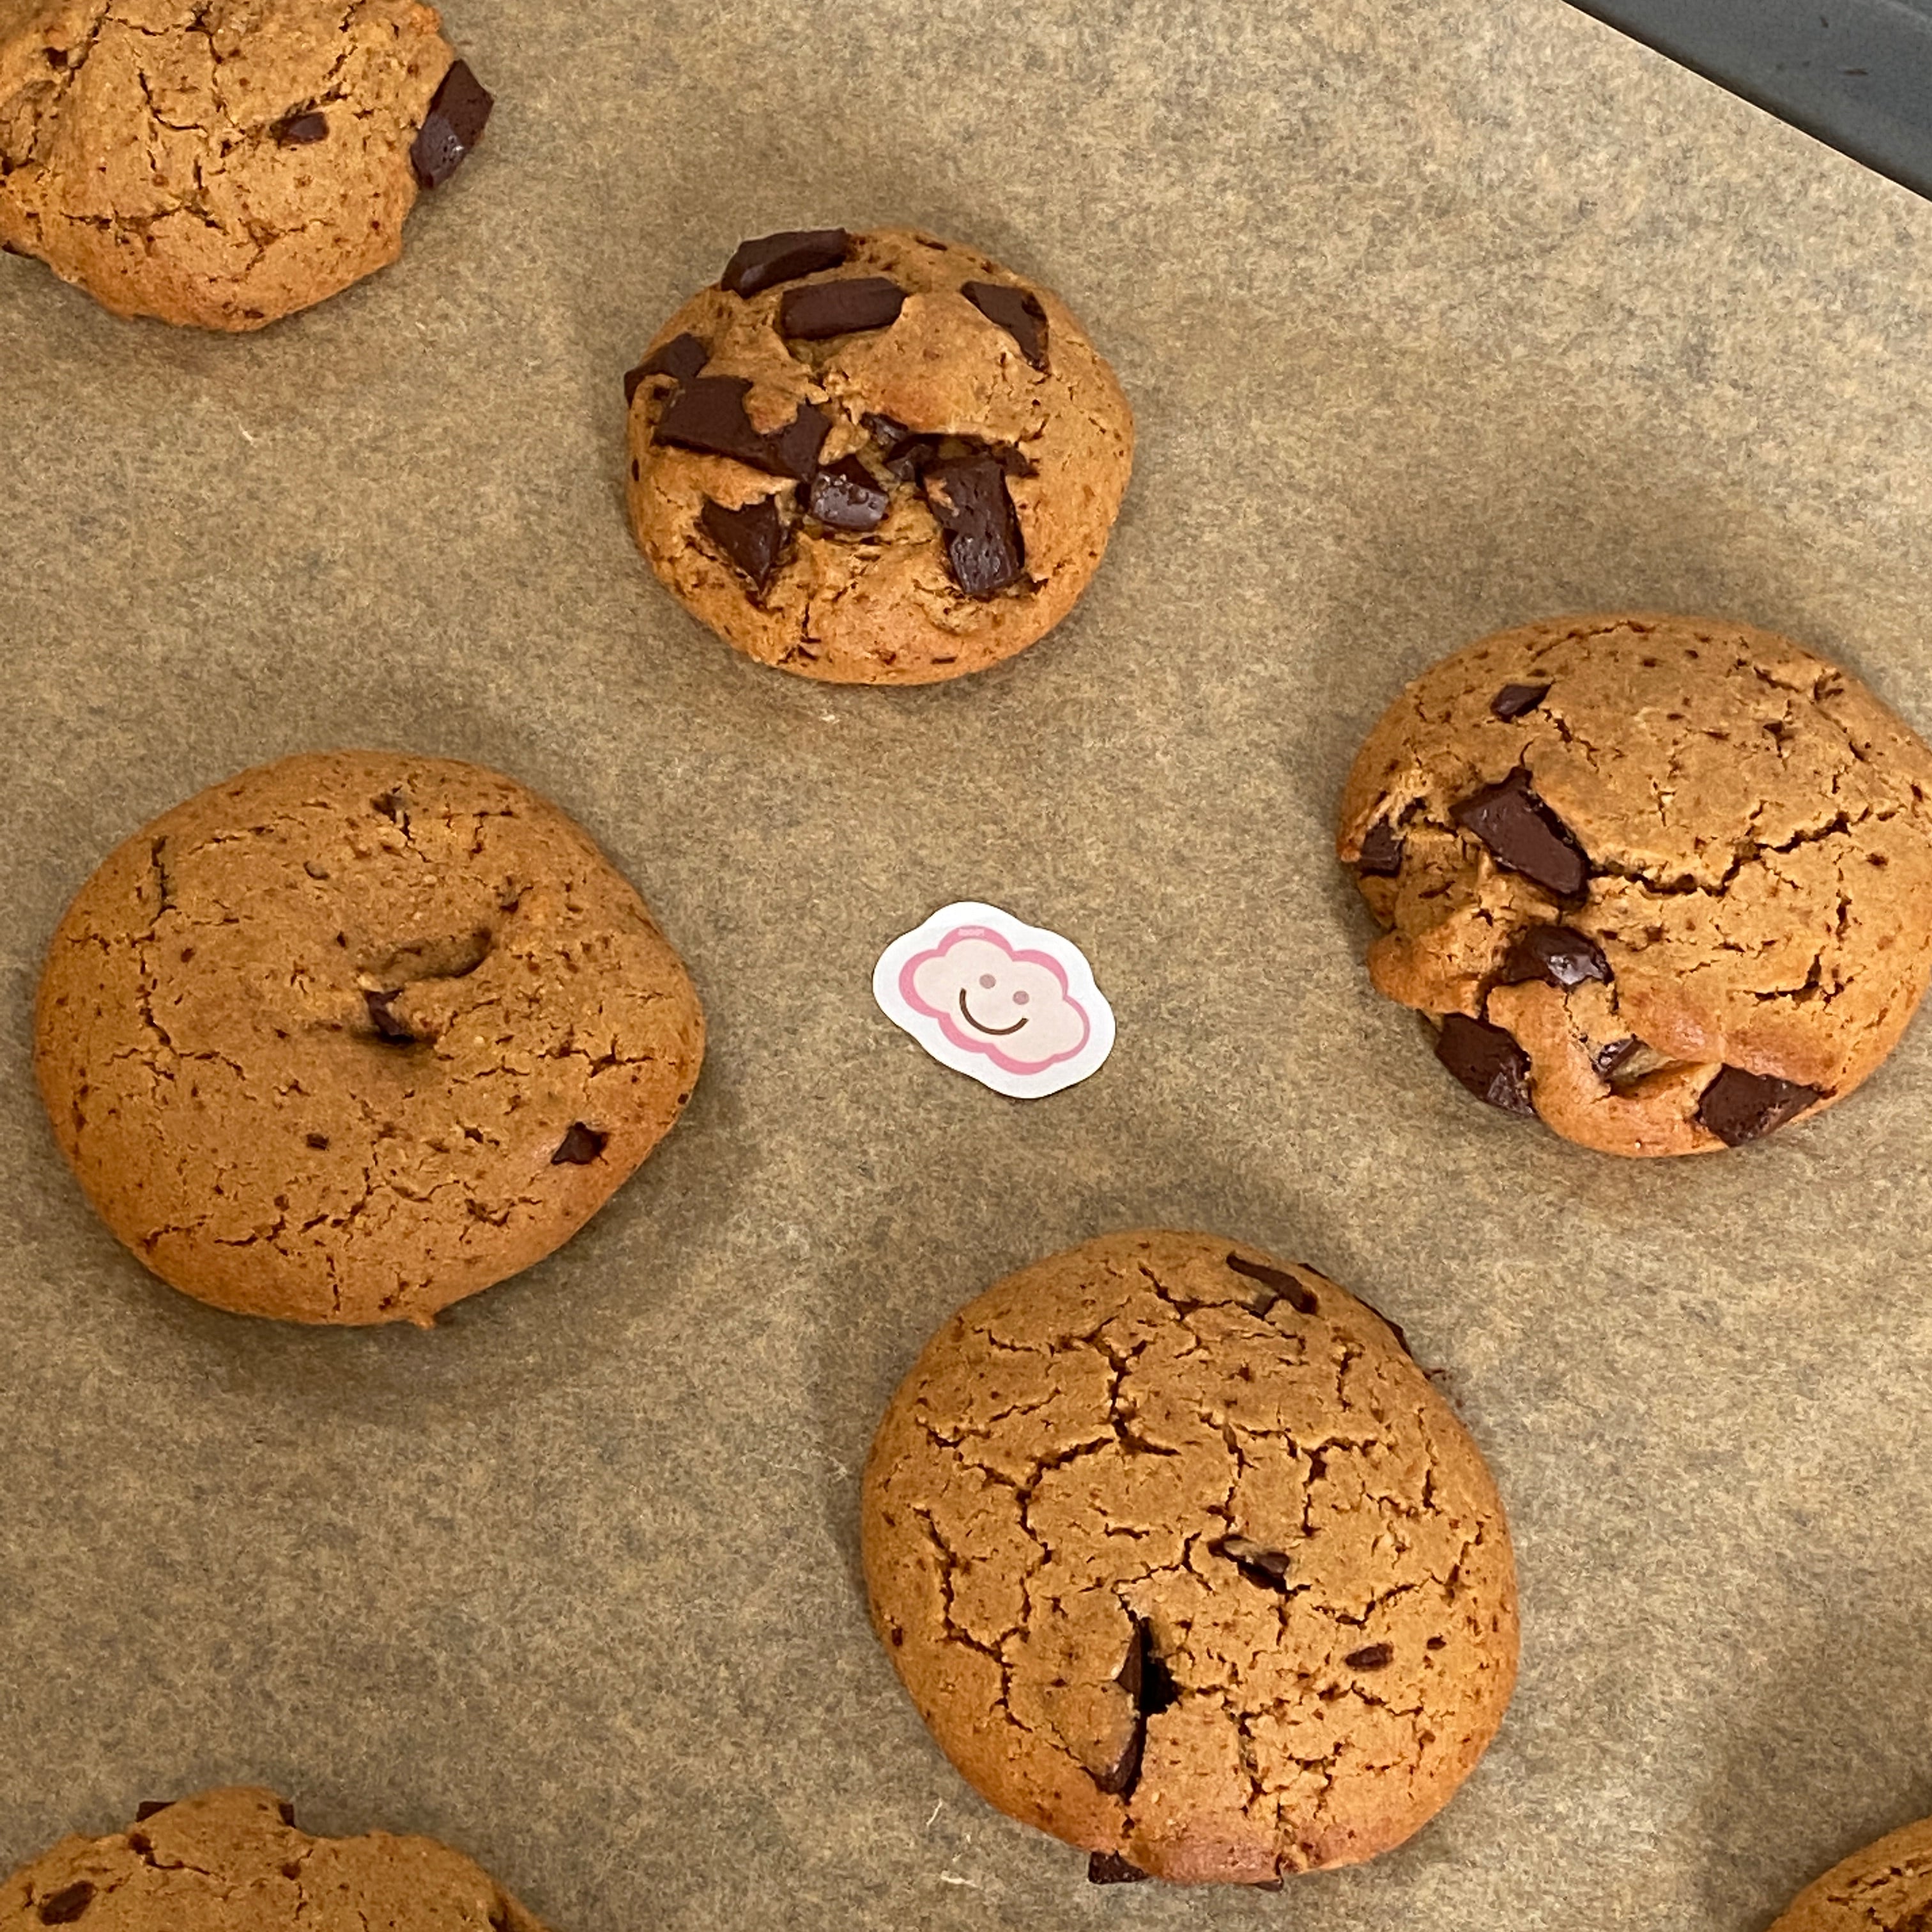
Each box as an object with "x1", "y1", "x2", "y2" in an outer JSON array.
[{"x1": 873, "y1": 901, "x2": 1116, "y2": 1100}]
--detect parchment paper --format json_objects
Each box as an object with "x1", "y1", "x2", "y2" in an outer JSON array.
[{"x1": 4, "y1": 4, "x2": 1932, "y2": 1928}]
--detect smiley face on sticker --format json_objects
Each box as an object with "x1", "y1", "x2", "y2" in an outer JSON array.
[{"x1": 874, "y1": 902, "x2": 1115, "y2": 1098}]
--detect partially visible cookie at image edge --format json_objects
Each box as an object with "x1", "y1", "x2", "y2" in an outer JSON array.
[
  {"x1": 862, "y1": 1229, "x2": 1518, "y2": 1885},
  {"x1": 0, "y1": 1786, "x2": 551, "y2": 1932},
  {"x1": 1337, "y1": 613, "x2": 1932, "y2": 1156},
  {"x1": 1768, "y1": 1814, "x2": 1932, "y2": 1929},
  {"x1": 33, "y1": 751, "x2": 703, "y2": 1326},
  {"x1": 624, "y1": 225, "x2": 1135, "y2": 685},
  {"x1": 0, "y1": 0, "x2": 492, "y2": 330}
]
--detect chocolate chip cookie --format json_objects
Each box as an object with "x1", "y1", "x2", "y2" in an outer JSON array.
[
  {"x1": 624, "y1": 226, "x2": 1135, "y2": 684},
  {"x1": 1768, "y1": 1814, "x2": 1932, "y2": 1930},
  {"x1": 1, "y1": 1787, "x2": 549, "y2": 1932},
  {"x1": 34, "y1": 752, "x2": 703, "y2": 1325},
  {"x1": 0, "y1": 0, "x2": 491, "y2": 330},
  {"x1": 1338, "y1": 614, "x2": 1932, "y2": 1156},
  {"x1": 861, "y1": 1230, "x2": 1518, "y2": 1885}
]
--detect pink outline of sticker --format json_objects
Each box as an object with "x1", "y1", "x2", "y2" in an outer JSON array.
[{"x1": 873, "y1": 901, "x2": 1116, "y2": 1100}]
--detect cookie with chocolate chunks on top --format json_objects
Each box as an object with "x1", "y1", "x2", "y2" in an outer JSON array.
[
  {"x1": 624, "y1": 226, "x2": 1133, "y2": 684},
  {"x1": 862, "y1": 1230, "x2": 1518, "y2": 1886},
  {"x1": 0, "y1": 0, "x2": 491, "y2": 330},
  {"x1": 1337, "y1": 613, "x2": 1932, "y2": 1156}
]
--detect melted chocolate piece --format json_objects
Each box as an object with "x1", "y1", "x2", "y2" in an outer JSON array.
[
  {"x1": 1491, "y1": 681, "x2": 1551, "y2": 720},
  {"x1": 719, "y1": 228, "x2": 850, "y2": 296},
  {"x1": 866, "y1": 413, "x2": 941, "y2": 481},
  {"x1": 364, "y1": 989, "x2": 413, "y2": 1042},
  {"x1": 923, "y1": 454, "x2": 1025, "y2": 595},
  {"x1": 1591, "y1": 1036, "x2": 1642, "y2": 1080},
  {"x1": 656, "y1": 377, "x2": 828, "y2": 480},
  {"x1": 1356, "y1": 817, "x2": 1404, "y2": 877},
  {"x1": 278, "y1": 1801, "x2": 297, "y2": 1827},
  {"x1": 410, "y1": 59, "x2": 491, "y2": 188},
  {"x1": 1224, "y1": 1252, "x2": 1319, "y2": 1315},
  {"x1": 1093, "y1": 1618, "x2": 1178, "y2": 1797},
  {"x1": 1697, "y1": 1066, "x2": 1821, "y2": 1146},
  {"x1": 807, "y1": 455, "x2": 889, "y2": 531},
  {"x1": 551, "y1": 1122, "x2": 608, "y2": 1165},
  {"x1": 962, "y1": 279, "x2": 1049, "y2": 367},
  {"x1": 1344, "y1": 1642, "x2": 1394, "y2": 1671},
  {"x1": 1453, "y1": 769, "x2": 1590, "y2": 899},
  {"x1": 626, "y1": 333, "x2": 708, "y2": 403},
  {"x1": 38, "y1": 1886, "x2": 93, "y2": 1926},
  {"x1": 1213, "y1": 1535, "x2": 1293, "y2": 1590},
  {"x1": 1087, "y1": 1853, "x2": 1149, "y2": 1885},
  {"x1": 1501, "y1": 923, "x2": 1611, "y2": 989},
  {"x1": 1435, "y1": 1013, "x2": 1536, "y2": 1117},
  {"x1": 700, "y1": 495, "x2": 786, "y2": 590},
  {"x1": 134, "y1": 1802, "x2": 172, "y2": 1822},
  {"x1": 275, "y1": 111, "x2": 328, "y2": 145},
  {"x1": 778, "y1": 276, "x2": 905, "y2": 339}
]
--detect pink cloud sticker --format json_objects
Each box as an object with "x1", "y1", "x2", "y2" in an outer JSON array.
[{"x1": 873, "y1": 901, "x2": 1116, "y2": 1098}]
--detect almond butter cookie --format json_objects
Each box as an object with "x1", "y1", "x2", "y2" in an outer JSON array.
[
  {"x1": 1769, "y1": 1814, "x2": 1932, "y2": 1929},
  {"x1": 861, "y1": 1230, "x2": 1518, "y2": 1885},
  {"x1": 34, "y1": 751, "x2": 703, "y2": 1324},
  {"x1": 1338, "y1": 613, "x2": 1932, "y2": 1155}
]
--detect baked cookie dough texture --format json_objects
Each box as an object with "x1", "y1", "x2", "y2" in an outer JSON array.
[
  {"x1": 862, "y1": 1230, "x2": 1517, "y2": 1886},
  {"x1": 0, "y1": 0, "x2": 491, "y2": 329},
  {"x1": 34, "y1": 752, "x2": 703, "y2": 1326},
  {"x1": 1, "y1": 1788, "x2": 549, "y2": 1932},
  {"x1": 625, "y1": 225, "x2": 1135, "y2": 685},
  {"x1": 1339, "y1": 614, "x2": 1932, "y2": 1156},
  {"x1": 1770, "y1": 1816, "x2": 1932, "y2": 1931}
]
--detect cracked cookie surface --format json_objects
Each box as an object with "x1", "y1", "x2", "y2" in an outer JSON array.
[
  {"x1": 1, "y1": 1786, "x2": 549, "y2": 1932},
  {"x1": 1338, "y1": 613, "x2": 1932, "y2": 1156},
  {"x1": 861, "y1": 1230, "x2": 1517, "y2": 1885},
  {"x1": 1769, "y1": 1814, "x2": 1932, "y2": 1929},
  {"x1": 625, "y1": 226, "x2": 1135, "y2": 685},
  {"x1": 0, "y1": 0, "x2": 484, "y2": 330},
  {"x1": 33, "y1": 751, "x2": 703, "y2": 1325}
]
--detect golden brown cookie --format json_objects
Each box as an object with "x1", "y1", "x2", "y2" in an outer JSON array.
[
  {"x1": 861, "y1": 1230, "x2": 1518, "y2": 1886},
  {"x1": 624, "y1": 226, "x2": 1134, "y2": 685},
  {"x1": 1, "y1": 1787, "x2": 549, "y2": 1932},
  {"x1": 1338, "y1": 613, "x2": 1932, "y2": 1156},
  {"x1": 34, "y1": 751, "x2": 703, "y2": 1326},
  {"x1": 0, "y1": 0, "x2": 491, "y2": 331},
  {"x1": 1769, "y1": 1814, "x2": 1932, "y2": 1930}
]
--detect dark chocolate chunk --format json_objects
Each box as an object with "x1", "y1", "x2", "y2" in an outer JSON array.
[
  {"x1": 1344, "y1": 1643, "x2": 1394, "y2": 1671},
  {"x1": 44, "y1": 47, "x2": 68, "y2": 68},
  {"x1": 923, "y1": 454, "x2": 1025, "y2": 595},
  {"x1": 1133, "y1": 1618, "x2": 1180, "y2": 1716},
  {"x1": 1591, "y1": 1036, "x2": 1642, "y2": 1080},
  {"x1": 1500, "y1": 923, "x2": 1611, "y2": 990},
  {"x1": 277, "y1": 1801, "x2": 296, "y2": 1827},
  {"x1": 364, "y1": 989, "x2": 413, "y2": 1042},
  {"x1": 806, "y1": 455, "x2": 889, "y2": 531},
  {"x1": 625, "y1": 332, "x2": 708, "y2": 403},
  {"x1": 700, "y1": 495, "x2": 786, "y2": 590},
  {"x1": 1453, "y1": 768, "x2": 1591, "y2": 899},
  {"x1": 39, "y1": 1885, "x2": 93, "y2": 1925},
  {"x1": 1094, "y1": 1618, "x2": 1179, "y2": 1797},
  {"x1": 999, "y1": 446, "x2": 1036, "y2": 478},
  {"x1": 762, "y1": 401, "x2": 832, "y2": 482},
  {"x1": 656, "y1": 378, "x2": 827, "y2": 480},
  {"x1": 1087, "y1": 1852, "x2": 1150, "y2": 1885},
  {"x1": 134, "y1": 1802, "x2": 172, "y2": 1822},
  {"x1": 275, "y1": 111, "x2": 328, "y2": 145},
  {"x1": 1356, "y1": 817, "x2": 1405, "y2": 877},
  {"x1": 719, "y1": 227, "x2": 850, "y2": 297},
  {"x1": 409, "y1": 59, "x2": 491, "y2": 188},
  {"x1": 1491, "y1": 681, "x2": 1551, "y2": 720},
  {"x1": 551, "y1": 1122, "x2": 608, "y2": 1166},
  {"x1": 1213, "y1": 1535, "x2": 1293, "y2": 1590},
  {"x1": 1435, "y1": 1013, "x2": 1536, "y2": 1117},
  {"x1": 865, "y1": 413, "x2": 940, "y2": 482},
  {"x1": 778, "y1": 275, "x2": 906, "y2": 340},
  {"x1": 1697, "y1": 1066, "x2": 1822, "y2": 1146},
  {"x1": 962, "y1": 279, "x2": 1048, "y2": 367},
  {"x1": 1224, "y1": 1252, "x2": 1319, "y2": 1315}
]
